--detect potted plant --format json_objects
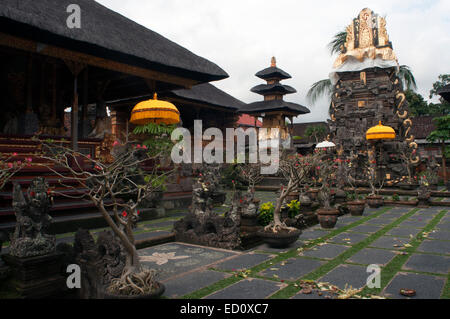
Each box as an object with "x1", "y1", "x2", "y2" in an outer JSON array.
[
  {"x1": 257, "y1": 152, "x2": 318, "y2": 247},
  {"x1": 41, "y1": 135, "x2": 173, "y2": 299},
  {"x1": 417, "y1": 173, "x2": 431, "y2": 207},
  {"x1": 315, "y1": 155, "x2": 340, "y2": 228},
  {"x1": 341, "y1": 156, "x2": 366, "y2": 216},
  {"x1": 365, "y1": 152, "x2": 384, "y2": 208}
]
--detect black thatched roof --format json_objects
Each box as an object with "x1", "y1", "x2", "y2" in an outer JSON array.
[
  {"x1": 437, "y1": 84, "x2": 450, "y2": 103},
  {"x1": 250, "y1": 83, "x2": 296, "y2": 96},
  {"x1": 255, "y1": 66, "x2": 291, "y2": 80},
  {"x1": 0, "y1": 0, "x2": 228, "y2": 83},
  {"x1": 239, "y1": 100, "x2": 310, "y2": 115},
  {"x1": 169, "y1": 83, "x2": 245, "y2": 110}
]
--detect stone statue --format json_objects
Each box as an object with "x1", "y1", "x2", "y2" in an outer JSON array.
[
  {"x1": 173, "y1": 164, "x2": 242, "y2": 250},
  {"x1": 71, "y1": 229, "x2": 126, "y2": 298},
  {"x1": 9, "y1": 178, "x2": 55, "y2": 258}
]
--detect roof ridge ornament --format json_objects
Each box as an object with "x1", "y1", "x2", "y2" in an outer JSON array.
[{"x1": 271, "y1": 56, "x2": 276, "y2": 67}]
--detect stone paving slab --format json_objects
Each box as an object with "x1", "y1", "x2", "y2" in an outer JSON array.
[
  {"x1": 385, "y1": 227, "x2": 422, "y2": 238},
  {"x1": 402, "y1": 254, "x2": 450, "y2": 274},
  {"x1": 396, "y1": 219, "x2": 429, "y2": 228},
  {"x1": 301, "y1": 243, "x2": 350, "y2": 260},
  {"x1": 214, "y1": 253, "x2": 274, "y2": 271},
  {"x1": 416, "y1": 239, "x2": 450, "y2": 255},
  {"x1": 382, "y1": 272, "x2": 446, "y2": 299},
  {"x1": 406, "y1": 215, "x2": 434, "y2": 223},
  {"x1": 346, "y1": 248, "x2": 397, "y2": 266},
  {"x1": 300, "y1": 229, "x2": 329, "y2": 240},
  {"x1": 365, "y1": 218, "x2": 396, "y2": 226},
  {"x1": 328, "y1": 232, "x2": 368, "y2": 245},
  {"x1": 138, "y1": 243, "x2": 237, "y2": 281},
  {"x1": 348, "y1": 224, "x2": 383, "y2": 234},
  {"x1": 369, "y1": 236, "x2": 410, "y2": 250},
  {"x1": 253, "y1": 240, "x2": 305, "y2": 254},
  {"x1": 387, "y1": 207, "x2": 412, "y2": 214},
  {"x1": 259, "y1": 257, "x2": 325, "y2": 281},
  {"x1": 319, "y1": 264, "x2": 368, "y2": 289},
  {"x1": 163, "y1": 270, "x2": 229, "y2": 298},
  {"x1": 427, "y1": 230, "x2": 450, "y2": 241},
  {"x1": 436, "y1": 221, "x2": 450, "y2": 231},
  {"x1": 204, "y1": 278, "x2": 286, "y2": 299}
]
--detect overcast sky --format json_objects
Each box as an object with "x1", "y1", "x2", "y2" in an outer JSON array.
[{"x1": 96, "y1": 0, "x2": 449, "y2": 123}]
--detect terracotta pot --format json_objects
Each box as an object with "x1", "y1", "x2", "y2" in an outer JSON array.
[
  {"x1": 307, "y1": 189, "x2": 320, "y2": 201},
  {"x1": 316, "y1": 208, "x2": 339, "y2": 229},
  {"x1": 257, "y1": 228, "x2": 302, "y2": 248},
  {"x1": 347, "y1": 201, "x2": 366, "y2": 216},
  {"x1": 366, "y1": 195, "x2": 383, "y2": 208},
  {"x1": 103, "y1": 282, "x2": 165, "y2": 299},
  {"x1": 286, "y1": 192, "x2": 299, "y2": 203}
]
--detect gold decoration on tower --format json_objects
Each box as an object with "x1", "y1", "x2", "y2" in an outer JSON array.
[{"x1": 333, "y1": 8, "x2": 398, "y2": 69}]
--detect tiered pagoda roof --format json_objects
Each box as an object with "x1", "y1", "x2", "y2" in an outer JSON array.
[{"x1": 239, "y1": 57, "x2": 310, "y2": 116}]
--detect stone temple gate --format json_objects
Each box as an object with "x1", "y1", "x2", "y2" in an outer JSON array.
[{"x1": 328, "y1": 8, "x2": 419, "y2": 185}]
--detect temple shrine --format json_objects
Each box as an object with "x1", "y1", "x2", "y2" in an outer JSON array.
[
  {"x1": 328, "y1": 8, "x2": 418, "y2": 185},
  {"x1": 239, "y1": 57, "x2": 310, "y2": 149}
]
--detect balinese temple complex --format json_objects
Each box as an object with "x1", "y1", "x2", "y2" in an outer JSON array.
[
  {"x1": 0, "y1": 0, "x2": 311, "y2": 224},
  {"x1": 0, "y1": 0, "x2": 246, "y2": 222},
  {"x1": 239, "y1": 57, "x2": 310, "y2": 149},
  {"x1": 328, "y1": 8, "x2": 418, "y2": 185}
]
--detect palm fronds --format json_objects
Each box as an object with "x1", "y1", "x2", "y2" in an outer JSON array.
[
  {"x1": 398, "y1": 65, "x2": 417, "y2": 91},
  {"x1": 307, "y1": 79, "x2": 332, "y2": 104},
  {"x1": 327, "y1": 31, "x2": 347, "y2": 56}
]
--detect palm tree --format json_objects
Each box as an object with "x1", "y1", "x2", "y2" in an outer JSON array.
[{"x1": 307, "y1": 31, "x2": 417, "y2": 104}]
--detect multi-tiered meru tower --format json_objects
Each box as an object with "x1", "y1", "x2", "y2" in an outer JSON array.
[{"x1": 240, "y1": 57, "x2": 310, "y2": 149}]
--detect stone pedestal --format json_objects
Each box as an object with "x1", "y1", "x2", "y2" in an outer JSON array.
[{"x1": 2, "y1": 252, "x2": 66, "y2": 298}]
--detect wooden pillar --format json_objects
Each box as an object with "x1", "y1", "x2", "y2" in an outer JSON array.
[
  {"x1": 110, "y1": 108, "x2": 127, "y2": 142},
  {"x1": 26, "y1": 55, "x2": 33, "y2": 112},
  {"x1": 81, "y1": 68, "x2": 89, "y2": 137},
  {"x1": 64, "y1": 60, "x2": 86, "y2": 151},
  {"x1": 71, "y1": 76, "x2": 79, "y2": 151}
]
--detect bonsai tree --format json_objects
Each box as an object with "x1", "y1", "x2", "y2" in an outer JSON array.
[
  {"x1": 398, "y1": 142, "x2": 416, "y2": 185},
  {"x1": 366, "y1": 162, "x2": 386, "y2": 198},
  {"x1": 315, "y1": 155, "x2": 338, "y2": 209},
  {"x1": 40, "y1": 140, "x2": 173, "y2": 296},
  {"x1": 0, "y1": 153, "x2": 31, "y2": 189},
  {"x1": 237, "y1": 162, "x2": 263, "y2": 191},
  {"x1": 265, "y1": 152, "x2": 316, "y2": 233}
]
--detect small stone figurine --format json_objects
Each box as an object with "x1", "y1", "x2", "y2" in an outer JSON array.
[{"x1": 9, "y1": 178, "x2": 56, "y2": 258}]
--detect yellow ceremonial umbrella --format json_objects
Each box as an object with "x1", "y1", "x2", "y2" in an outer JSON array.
[
  {"x1": 130, "y1": 93, "x2": 180, "y2": 125},
  {"x1": 366, "y1": 121, "x2": 396, "y2": 140}
]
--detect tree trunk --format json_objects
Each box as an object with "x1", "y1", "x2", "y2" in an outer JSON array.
[{"x1": 273, "y1": 190, "x2": 286, "y2": 227}]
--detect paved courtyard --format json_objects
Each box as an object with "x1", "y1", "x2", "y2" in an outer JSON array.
[
  {"x1": 1, "y1": 192, "x2": 448, "y2": 299},
  {"x1": 138, "y1": 204, "x2": 449, "y2": 299}
]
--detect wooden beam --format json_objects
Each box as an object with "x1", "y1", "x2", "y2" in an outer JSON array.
[{"x1": 0, "y1": 32, "x2": 197, "y2": 89}]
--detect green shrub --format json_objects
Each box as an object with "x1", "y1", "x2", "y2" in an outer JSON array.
[
  {"x1": 347, "y1": 192, "x2": 356, "y2": 201},
  {"x1": 287, "y1": 200, "x2": 301, "y2": 218},
  {"x1": 392, "y1": 194, "x2": 400, "y2": 201},
  {"x1": 258, "y1": 202, "x2": 274, "y2": 226}
]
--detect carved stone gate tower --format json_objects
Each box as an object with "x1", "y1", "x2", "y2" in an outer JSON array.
[{"x1": 328, "y1": 8, "x2": 419, "y2": 185}]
